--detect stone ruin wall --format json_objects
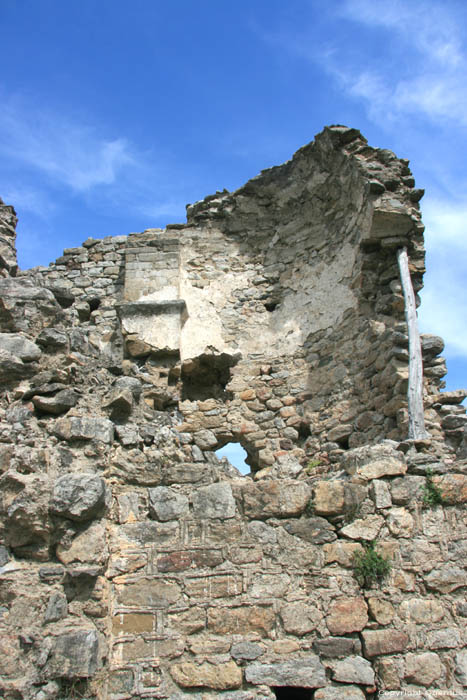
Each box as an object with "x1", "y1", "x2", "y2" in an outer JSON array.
[{"x1": 0, "y1": 125, "x2": 466, "y2": 699}]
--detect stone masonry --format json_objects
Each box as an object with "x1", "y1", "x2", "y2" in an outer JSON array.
[{"x1": 0, "y1": 126, "x2": 466, "y2": 699}]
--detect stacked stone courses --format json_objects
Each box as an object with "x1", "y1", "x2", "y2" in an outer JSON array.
[{"x1": 0, "y1": 125, "x2": 466, "y2": 699}]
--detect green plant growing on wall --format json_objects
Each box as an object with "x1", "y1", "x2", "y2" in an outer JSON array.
[
  {"x1": 305, "y1": 458, "x2": 321, "y2": 474},
  {"x1": 353, "y1": 541, "x2": 391, "y2": 589},
  {"x1": 421, "y1": 468, "x2": 444, "y2": 508}
]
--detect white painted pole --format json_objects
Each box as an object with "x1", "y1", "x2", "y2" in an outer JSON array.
[{"x1": 397, "y1": 247, "x2": 429, "y2": 440}]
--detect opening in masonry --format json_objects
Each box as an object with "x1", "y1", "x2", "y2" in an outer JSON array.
[
  {"x1": 272, "y1": 689, "x2": 313, "y2": 700},
  {"x1": 215, "y1": 442, "x2": 249, "y2": 475}
]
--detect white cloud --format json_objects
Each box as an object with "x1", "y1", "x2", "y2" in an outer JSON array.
[
  {"x1": 418, "y1": 196, "x2": 467, "y2": 357},
  {"x1": 332, "y1": 0, "x2": 467, "y2": 126},
  {"x1": 0, "y1": 96, "x2": 133, "y2": 192}
]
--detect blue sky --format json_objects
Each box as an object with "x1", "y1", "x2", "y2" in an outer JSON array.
[{"x1": 1, "y1": 0, "x2": 466, "y2": 396}]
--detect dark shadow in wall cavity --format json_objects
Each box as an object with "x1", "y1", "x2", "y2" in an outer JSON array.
[
  {"x1": 273, "y1": 689, "x2": 313, "y2": 700},
  {"x1": 181, "y1": 351, "x2": 240, "y2": 401}
]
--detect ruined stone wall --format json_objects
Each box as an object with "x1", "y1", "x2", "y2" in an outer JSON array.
[{"x1": 0, "y1": 126, "x2": 466, "y2": 699}]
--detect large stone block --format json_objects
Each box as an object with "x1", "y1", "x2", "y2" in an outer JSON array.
[
  {"x1": 148, "y1": 486, "x2": 189, "y2": 521},
  {"x1": 192, "y1": 482, "x2": 236, "y2": 519},
  {"x1": 53, "y1": 416, "x2": 114, "y2": 443},
  {"x1": 245, "y1": 655, "x2": 326, "y2": 688},
  {"x1": 341, "y1": 443, "x2": 406, "y2": 480},
  {"x1": 171, "y1": 660, "x2": 242, "y2": 690},
  {"x1": 207, "y1": 605, "x2": 275, "y2": 636},
  {"x1": 329, "y1": 656, "x2": 375, "y2": 685},
  {"x1": 115, "y1": 577, "x2": 181, "y2": 607},
  {"x1": 239, "y1": 481, "x2": 310, "y2": 519},
  {"x1": 362, "y1": 629, "x2": 408, "y2": 658},
  {"x1": 46, "y1": 629, "x2": 100, "y2": 679},
  {"x1": 326, "y1": 597, "x2": 368, "y2": 635},
  {"x1": 50, "y1": 473, "x2": 109, "y2": 521}
]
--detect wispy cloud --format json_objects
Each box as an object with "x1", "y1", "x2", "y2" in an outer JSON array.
[
  {"x1": 419, "y1": 196, "x2": 467, "y2": 357},
  {"x1": 0, "y1": 95, "x2": 134, "y2": 192},
  {"x1": 0, "y1": 91, "x2": 190, "y2": 228},
  {"x1": 332, "y1": 0, "x2": 467, "y2": 126}
]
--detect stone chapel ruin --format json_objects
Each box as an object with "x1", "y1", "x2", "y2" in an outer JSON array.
[{"x1": 0, "y1": 125, "x2": 466, "y2": 699}]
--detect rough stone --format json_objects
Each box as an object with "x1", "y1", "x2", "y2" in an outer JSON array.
[
  {"x1": 245, "y1": 656, "x2": 326, "y2": 688},
  {"x1": 362, "y1": 630, "x2": 409, "y2": 658},
  {"x1": 46, "y1": 629, "x2": 100, "y2": 679},
  {"x1": 326, "y1": 597, "x2": 368, "y2": 635},
  {"x1": 50, "y1": 473, "x2": 108, "y2": 521},
  {"x1": 314, "y1": 688, "x2": 365, "y2": 700},
  {"x1": 404, "y1": 652, "x2": 443, "y2": 686},
  {"x1": 192, "y1": 482, "x2": 236, "y2": 519},
  {"x1": 171, "y1": 661, "x2": 242, "y2": 689},
  {"x1": 0, "y1": 333, "x2": 42, "y2": 362},
  {"x1": 239, "y1": 481, "x2": 310, "y2": 519},
  {"x1": 329, "y1": 656, "x2": 375, "y2": 685},
  {"x1": 32, "y1": 389, "x2": 79, "y2": 414},
  {"x1": 148, "y1": 486, "x2": 189, "y2": 521},
  {"x1": 53, "y1": 416, "x2": 114, "y2": 443},
  {"x1": 280, "y1": 601, "x2": 321, "y2": 636}
]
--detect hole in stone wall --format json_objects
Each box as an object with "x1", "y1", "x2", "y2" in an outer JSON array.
[
  {"x1": 215, "y1": 443, "x2": 250, "y2": 475},
  {"x1": 88, "y1": 297, "x2": 101, "y2": 312},
  {"x1": 337, "y1": 435, "x2": 350, "y2": 449},
  {"x1": 264, "y1": 300, "x2": 279, "y2": 312},
  {"x1": 273, "y1": 689, "x2": 313, "y2": 700},
  {"x1": 181, "y1": 352, "x2": 240, "y2": 401}
]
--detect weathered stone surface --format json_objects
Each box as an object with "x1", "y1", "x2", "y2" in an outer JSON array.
[
  {"x1": 341, "y1": 444, "x2": 406, "y2": 480},
  {"x1": 1, "y1": 130, "x2": 466, "y2": 700},
  {"x1": 50, "y1": 473, "x2": 108, "y2": 521},
  {"x1": 239, "y1": 481, "x2": 310, "y2": 519},
  {"x1": 425, "y1": 565, "x2": 466, "y2": 593},
  {"x1": 0, "y1": 333, "x2": 42, "y2": 361},
  {"x1": 46, "y1": 629, "x2": 99, "y2": 679},
  {"x1": 280, "y1": 601, "x2": 321, "y2": 636},
  {"x1": 193, "y1": 429, "x2": 218, "y2": 449},
  {"x1": 53, "y1": 416, "x2": 114, "y2": 443},
  {"x1": 148, "y1": 486, "x2": 189, "y2": 521},
  {"x1": 245, "y1": 656, "x2": 326, "y2": 687},
  {"x1": 329, "y1": 656, "x2": 375, "y2": 685},
  {"x1": 314, "y1": 687, "x2": 365, "y2": 700},
  {"x1": 171, "y1": 661, "x2": 242, "y2": 689},
  {"x1": 362, "y1": 629, "x2": 408, "y2": 657},
  {"x1": 32, "y1": 389, "x2": 79, "y2": 414},
  {"x1": 36, "y1": 327, "x2": 68, "y2": 350},
  {"x1": 404, "y1": 652, "x2": 443, "y2": 686},
  {"x1": 44, "y1": 592, "x2": 68, "y2": 623},
  {"x1": 420, "y1": 333, "x2": 444, "y2": 358},
  {"x1": 56, "y1": 521, "x2": 108, "y2": 565},
  {"x1": 367, "y1": 597, "x2": 394, "y2": 625},
  {"x1": 313, "y1": 637, "x2": 362, "y2": 658},
  {"x1": 103, "y1": 387, "x2": 133, "y2": 418},
  {"x1": 231, "y1": 641, "x2": 265, "y2": 661},
  {"x1": 434, "y1": 473, "x2": 467, "y2": 504},
  {"x1": 326, "y1": 597, "x2": 368, "y2": 635},
  {"x1": 192, "y1": 482, "x2": 236, "y2": 519},
  {"x1": 115, "y1": 578, "x2": 181, "y2": 607},
  {"x1": 339, "y1": 514, "x2": 384, "y2": 540},
  {"x1": 208, "y1": 606, "x2": 275, "y2": 636},
  {"x1": 455, "y1": 649, "x2": 467, "y2": 684},
  {"x1": 312, "y1": 480, "x2": 345, "y2": 515},
  {"x1": 399, "y1": 598, "x2": 445, "y2": 623}
]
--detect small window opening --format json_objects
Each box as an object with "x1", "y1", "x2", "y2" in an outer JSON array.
[
  {"x1": 88, "y1": 297, "x2": 101, "y2": 312},
  {"x1": 264, "y1": 300, "x2": 279, "y2": 312},
  {"x1": 336, "y1": 435, "x2": 350, "y2": 450},
  {"x1": 273, "y1": 689, "x2": 313, "y2": 699},
  {"x1": 215, "y1": 443, "x2": 250, "y2": 475}
]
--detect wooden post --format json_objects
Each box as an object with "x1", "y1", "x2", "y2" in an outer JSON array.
[{"x1": 397, "y1": 247, "x2": 429, "y2": 439}]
